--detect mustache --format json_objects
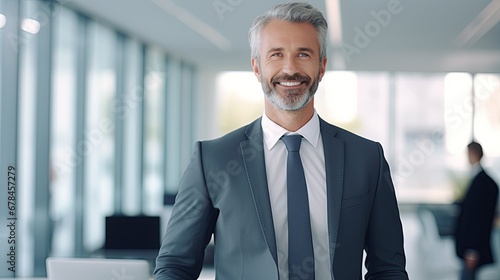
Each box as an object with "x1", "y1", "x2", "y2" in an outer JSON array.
[{"x1": 271, "y1": 73, "x2": 311, "y2": 84}]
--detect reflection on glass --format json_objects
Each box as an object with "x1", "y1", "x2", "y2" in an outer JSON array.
[{"x1": 85, "y1": 22, "x2": 116, "y2": 252}]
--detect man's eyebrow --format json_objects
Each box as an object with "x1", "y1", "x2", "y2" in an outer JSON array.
[
  {"x1": 297, "y1": 47, "x2": 315, "y2": 54},
  {"x1": 266, "y1": 47, "x2": 285, "y2": 55},
  {"x1": 266, "y1": 47, "x2": 316, "y2": 55}
]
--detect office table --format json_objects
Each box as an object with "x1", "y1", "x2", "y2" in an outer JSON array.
[{"x1": 3, "y1": 268, "x2": 216, "y2": 280}]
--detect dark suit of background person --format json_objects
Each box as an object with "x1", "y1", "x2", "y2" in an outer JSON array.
[
  {"x1": 154, "y1": 2, "x2": 408, "y2": 280},
  {"x1": 454, "y1": 142, "x2": 499, "y2": 280}
]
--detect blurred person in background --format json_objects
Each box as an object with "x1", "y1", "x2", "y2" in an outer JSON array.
[{"x1": 454, "y1": 141, "x2": 499, "y2": 280}]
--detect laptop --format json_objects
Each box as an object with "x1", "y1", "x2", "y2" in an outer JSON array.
[{"x1": 46, "y1": 257, "x2": 151, "y2": 280}]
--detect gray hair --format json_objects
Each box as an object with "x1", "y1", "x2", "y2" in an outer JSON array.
[{"x1": 248, "y1": 2, "x2": 328, "y2": 61}]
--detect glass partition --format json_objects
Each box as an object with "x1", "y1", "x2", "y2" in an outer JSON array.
[
  {"x1": 143, "y1": 47, "x2": 167, "y2": 214},
  {"x1": 50, "y1": 5, "x2": 78, "y2": 257},
  {"x1": 84, "y1": 21, "x2": 116, "y2": 252}
]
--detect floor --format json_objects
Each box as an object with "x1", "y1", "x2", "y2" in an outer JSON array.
[
  {"x1": 198, "y1": 207, "x2": 500, "y2": 280},
  {"x1": 402, "y1": 207, "x2": 499, "y2": 280}
]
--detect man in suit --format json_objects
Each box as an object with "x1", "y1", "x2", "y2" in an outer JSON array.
[
  {"x1": 454, "y1": 141, "x2": 499, "y2": 280},
  {"x1": 154, "y1": 2, "x2": 408, "y2": 279}
]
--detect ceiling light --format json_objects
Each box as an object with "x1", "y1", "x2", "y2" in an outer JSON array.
[
  {"x1": 21, "y1": 18, "x2": 40, "y2": 34},
  {"x1": 454, "y1": 0, "x2": 500, "y2": 48},
  {"x1": 151, "y1": 0, "x2": 231, "y2": 51},
  {"x1": 0, "y1": 14, "x2": 6, "y2": 29}
]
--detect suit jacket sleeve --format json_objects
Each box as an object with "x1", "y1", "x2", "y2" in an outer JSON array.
[
  {"x1": 154, "y1": 142, "x2": 218, "y2": 280},
  {"x1": 364, "y1": 143, "x2": 408, "y2": 280}
]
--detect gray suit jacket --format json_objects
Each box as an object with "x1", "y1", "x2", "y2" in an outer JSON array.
[{"x1": 154, "y1": 117, "x2": 408, "y2": 279}]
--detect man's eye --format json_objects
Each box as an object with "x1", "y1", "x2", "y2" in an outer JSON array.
[
  {"x1": 271, "y1": 53, "x2": 282, "y2": 57},
  {"x1": 298, "y1": 53, "x2": 310, "y2": 57}
]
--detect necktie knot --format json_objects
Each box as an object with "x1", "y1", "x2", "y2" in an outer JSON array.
[{"x1": 281, "y1": 134, "x2": 302, "y2": 152}]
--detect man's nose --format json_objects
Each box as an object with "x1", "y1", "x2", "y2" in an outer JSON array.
[{"x1": 282, "y1": 56, "x2": 299, "y2": 75}]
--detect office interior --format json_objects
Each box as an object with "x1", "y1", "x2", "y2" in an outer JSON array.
[{"x1": 0, "y1": 0, "x2": 499, "y2": 279}]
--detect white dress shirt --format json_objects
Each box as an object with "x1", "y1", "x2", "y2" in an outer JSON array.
[{"x1": 262, "y1": 111, "x2": 331, "y2": 280}]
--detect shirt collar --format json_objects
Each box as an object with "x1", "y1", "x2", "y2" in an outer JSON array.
[{"x1": 261, "y1": 111, "x2": 320, "y2": 151}]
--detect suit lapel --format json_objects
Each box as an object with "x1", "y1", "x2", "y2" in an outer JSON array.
[
  {"x1": 320, "y1": 118, "x2": 344, "y2": 270},
  {"x1": 240, "y1": 119, "x2": 278, "y2": 265}
]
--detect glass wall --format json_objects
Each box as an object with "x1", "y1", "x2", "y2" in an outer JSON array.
[
  {"x1": 0, "y1": 0, "x2": 199, "y2": 275},
  {"x1": 215, "y1": 72, "x2": 264, "y2": 133},
  {"x1": 50, "y1": 6, "x2": 78, "y2": 257},
  {"x1": 165, "y1": 59, "x2": 184, "y2": 194},
  {"x1": 179, "y1": 63, "x2": 197, "y2": 172},
  {"x1": 143, "y1": 47, "x2": 167, "y2": 214},
  {"x1": 122, "y1": 39, "x2": 144, "y2": 215},
  {"x1": 474, "y1": 74, "x2": 500, "y2": 182},
  {"x1": 393, "y1": 73, "x2": 450, "y2": 202},
  {"x1": 84, "y1": 21, "x2": 117, "y2": 252},
  {"x1": 17, "y1": 0, "x2": 39, "y2": 276},
  {"x1": 442, "y1": 73, "x2": 474, "y2": 199}
]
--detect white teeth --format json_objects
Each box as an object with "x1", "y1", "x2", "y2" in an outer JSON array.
[{"x1": 279, "y1": 81, "x2": 301, "y2": 87}]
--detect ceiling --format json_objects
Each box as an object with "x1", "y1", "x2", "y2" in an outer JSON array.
[{"x1": 65, "y1": 0, "x2": 500, "y2": 73}]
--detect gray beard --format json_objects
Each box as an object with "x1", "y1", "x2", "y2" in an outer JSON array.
[{"x1": 260, "y1": 74, "x2": 320, "y2": 111}]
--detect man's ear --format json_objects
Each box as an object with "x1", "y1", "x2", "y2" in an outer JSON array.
[
  {"x1": 251, "y1": 57, "x2": 261, "y2": 82},
  {"x1": 318, "y1": 57, "x2": 327, "y2": 82}
]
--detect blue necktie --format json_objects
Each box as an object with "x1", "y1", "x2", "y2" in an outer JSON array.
[{"x1": 281, "y1": 135, "x2": 315, "y2": 280}]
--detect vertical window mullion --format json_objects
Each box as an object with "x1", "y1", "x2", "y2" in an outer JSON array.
[
  {"x1": 114, "y1": 33, "x2": 126, "y2": 214},
  {"x1": 138, "y1": 44, "x2": 146, "y2": 213},
  {"x1": 74, "y1": 13, "x2": 89, "y2": 257},
  {"x1": 32, "y1": 0, "x2": 53, "y2": 276}
]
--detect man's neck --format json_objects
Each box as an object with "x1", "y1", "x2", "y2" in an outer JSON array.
[{"x1": 264, "y1": 101, "x2": 315, "y2": 132}]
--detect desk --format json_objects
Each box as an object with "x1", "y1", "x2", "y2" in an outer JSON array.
[
  {"x1": 1, "y1": 279, "x2": 152, "y2": 280},
  {"x1": 4, "y1": 268, "x2": 216, "y2": 280},
  {"x1": 2, "y1": 278, "x2": 45, "y2": 280},
  {"x1": 2, "y1": 277, "x2": 216, "y2": 280}
]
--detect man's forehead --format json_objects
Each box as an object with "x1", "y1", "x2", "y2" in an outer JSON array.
[
  {"x1": 259, "y1": 20, "x2": 319, "y2": 51},
  {"x1": 261, "y1": 19, "x2": 317, "y2": 31}
]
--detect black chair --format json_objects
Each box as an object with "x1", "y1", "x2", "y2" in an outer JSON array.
[
  {"x1": 104, "y1": 215, "x2": 161, "y2": 250},
  {"x1": 99, "y1": 215, "x2": 161, "y2": 273}
]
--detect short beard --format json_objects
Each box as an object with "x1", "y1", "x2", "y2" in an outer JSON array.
[{"x1": 261, "y1": 72, "x2": 320, "y2": 111}]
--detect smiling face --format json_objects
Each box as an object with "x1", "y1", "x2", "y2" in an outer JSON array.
[{"x1": 251, "y1": 20, "x2": 327, "y2": 112}]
